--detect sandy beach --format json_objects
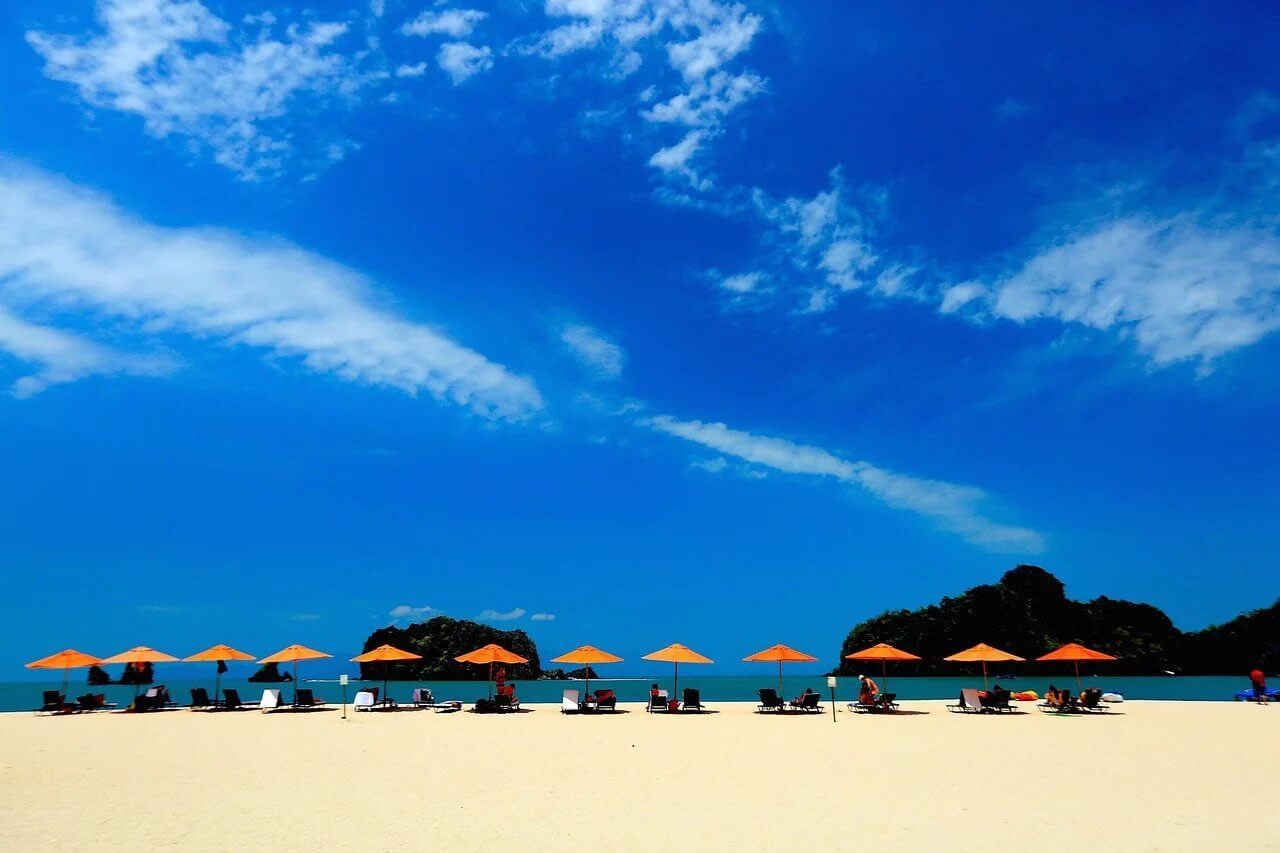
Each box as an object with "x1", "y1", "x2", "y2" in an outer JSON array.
[{"x1": 1, "y1": 699, "x2": 1275, "y2": 851}]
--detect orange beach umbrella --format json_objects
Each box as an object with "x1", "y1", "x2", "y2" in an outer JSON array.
[
  {"x1": 1037, "y1": 643, "x2": 1117, "y2": 691},
  {"x1": 351, "y1": 644, "x2": 423, "y2": 703},
  {"x1": 552, "y1": 645, "x2": 624, "y2": 699},
  {"x1": 455, "y1": 644, "x2": 529, "y2": 699},
  {"x1": 184, "y1": 645, "x2": 256, "y2": 704},
  {"x1": 26, "y1": 649, "x2": 102, "y2": 700},
  {"x1": 642, "y1": 643, "x2": 713, "y2": 700},
  {"x1": 101, "y1": 646, "x2": 181, "y2": 700},
  {"x1": 844, "y1": 642, "x2": 921, "y2": 689},
  {"x1": 259, "y1": 644, "x2": 332, "y2": 704},
  {"x1": 944, "y1": 643, "x2": 1025, "y2": 689},
  {"x1": 744, "y1": 644, "x2": 819, "y2": 695}
]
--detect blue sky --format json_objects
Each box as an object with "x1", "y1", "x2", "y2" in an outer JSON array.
[{"x1": 3, "y1": 0, "x2": 1279, "y2": 678}]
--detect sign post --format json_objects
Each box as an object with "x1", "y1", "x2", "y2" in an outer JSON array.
[
  {"x1": 340, "y1": 673, "x2": 349, "y2": 720},
  {"x1": 827, "y1": 675, "x2": 837, "y2": 722}
]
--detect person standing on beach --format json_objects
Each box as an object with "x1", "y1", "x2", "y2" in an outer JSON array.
[
  {"x1": 1249, "y1": 668, "x2": 1267, "y2": 702},
  {"x1": 858, "y1": 674, "x2": 879, "y2": 705}
]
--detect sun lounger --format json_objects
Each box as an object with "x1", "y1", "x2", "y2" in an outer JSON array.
[
  {"x1": 219, "y1": 688, "x2": 257, "y2": 710},
  {"x1": 38, "y1": 690, "x2": 74, "y2": 713},
  {"x1": 190, "y1": 687, "x2": 222, "y2": 709},
  {"x1": 758, "y1": 688, "x2": 785, "y2": 712},
  {"x1": 354, "y1": 690, "x2": 376, "y2": 711},
  {"x1": 788, "y1": 693, "x2": 823, "y2": 712},
  {"x1": 292, "y1": 688, "x2": 325, "y2": 710},
  {"x1": 259, "y1": 689, "x2": 284, "y2": 711},
  {"x1": 1076, "y1": 688, "x2": 1111, "y2": 713},
  {"x1": 682, "y1": 688, "x2": 705, "y2": 712},
  {"x1": 495, "y1": 692, "x2": 520, "y2": 711},
  {"x1": 980, "y1": 688, "x2": 1015, "y2": 713},
  {"x1": 947, "y1": 688, "x2": 984, "y2": 713},
  {"x1": 849, "y1": 692, "x2": 899, "y2": 713},
  {"x1": 412, "y1": 688, "x2": 434, "y2": 708},
  {"x1": 132, "y1": 685, "x2": 174, "y2": 712},
  {"x1": 647, "y1": 690, "x2": 669, "y2": 713},
  {"x1": 591, "y1": 686, "x2": 616, "y2": 712},
  {"x1": 561, "y1": 689, "x2": 580, "y2": 713},
  {"x1": 76, "y1": 693, "x2": 117, "y2": 712}
]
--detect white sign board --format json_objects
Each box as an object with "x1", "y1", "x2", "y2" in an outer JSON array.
[
  {"x1": 339, "y1": 674, "x2": 349, "y2": 686},
  {"x1": 826, "y1": 675, "x2": 837, "y2": 688}
]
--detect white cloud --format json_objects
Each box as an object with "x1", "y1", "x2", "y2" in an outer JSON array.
[
  {"x1": 26, "y1": 0, "x2": 373, "y2": 180},
  {"x1": 648, "y1": 129, "x2": 708, "y2": 188},
  {"x1": 289, "y1": 613, "x2": 320, "y2": 621},
  {"x1": 437, "y1": 41, "x2": 493, "y2": 84},
  {"x1": 389, "y1": 604, "x2": 437, "y2": 620},
  {"x1": 395, "y1": 62, "x2": 428, "y2": 77},
  {"x1": 646, "y1": 415, "x2": 1045, "y2": 553},
  {"x1": 530, "y1": 612, "x2": 556, "y2": 621},
  {"x1": 642, "y1": 70, "x2": 764, "y2": 127},
  {"x1": 0, "y1": 161, "x2": 544, "y2": 419},
  {"x1": 370, "y1": 0, "x2": 386, "y2": 19},
  {"x1": 689, "y1": 456, "x2": 727, "y2": 473},
  {"x1": 401, "y1": 9, "x2": 487, "y2": 38},
  {"x1": 665, "y1": 3, "x2": 761, "y2": 82},
  {"x1": 987, "y1": 216, "x2": 1280, "y2": 365},
  {"x1": 478, "y1": 607, "x2": 526, "y2": 621},
  {"x1": 0, "y1": 305, "x2": 173, "y2": 397},
  {"x1": 718, "y1": 271, "x2": 763, "y2": 294},
  {"x1": 940, "y1": 281, "x2": 986, "y2": 314},
  {"x1": 560, "y1": 323, "x2": 626, "y2": 378}
]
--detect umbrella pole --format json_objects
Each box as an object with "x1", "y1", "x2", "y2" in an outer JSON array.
[
  {"x1": 982, "y1": 661, "x2": 988, "y2": 690},
  {"x1": 294, "y1": 660, "x2": 299, "y2": 705},
  {"x1": 62, "y1": 666, "x2": 69, "y2": 702},
  {"x1": 778, "y1": 661, "x2": 783, "y2": 698},
  {"x1": 673, "y1": 662, "x2": 679, "y2": 704},
  {"x1": 215, "y1": 665, "x2": 221, "y2": 705},
  {"x1": 489, "y1": 661, "x2": 494, "y2": 700},
  {"x1": 383, "y1": 661, "x2": 389, "y2": 708},
  {"x1": 1074, "y1": 660, "x2": 1081, "y2": 693},
  {"x1": 881, "y1": 659, "x2": 888, "y2": 691}
]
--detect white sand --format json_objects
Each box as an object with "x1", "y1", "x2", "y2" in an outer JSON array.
[{"x1": 1, "y1": 700, "x2": 1276, "y2": 851}]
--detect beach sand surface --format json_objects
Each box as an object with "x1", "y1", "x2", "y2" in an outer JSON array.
[{"x1": 1, "y1": 699, "x2": 1276, "y2": 851}]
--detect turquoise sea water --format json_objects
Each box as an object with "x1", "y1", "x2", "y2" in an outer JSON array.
[{"x1": 1, "y1": 674, "x2": 1259, "y2": 711}]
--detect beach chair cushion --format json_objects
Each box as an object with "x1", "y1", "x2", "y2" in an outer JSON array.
[
  {"x1": 353, "y1": 691, "x2": 376, "y2": 710},
  {"x1": 561, "y1": 689, "x2": 580, "y2": 713}
]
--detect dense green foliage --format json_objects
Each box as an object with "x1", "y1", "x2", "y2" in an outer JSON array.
[
  {"x1": 359, "y1": 616, "x2": 542, "y2": 680},
  {"x1": 836, "y1": 565, "x2": 1271, "y2": 675}
]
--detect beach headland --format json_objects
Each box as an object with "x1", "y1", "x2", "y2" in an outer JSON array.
[{"x1": 2, "y1": 700, "x2": 1274, "y2": 851}]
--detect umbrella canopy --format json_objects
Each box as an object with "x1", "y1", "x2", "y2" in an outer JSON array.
[
  {"x1": 455, "y1": 644, "x2": 529, "y2": 699},
  {"x1": 1037, "y1": 643, "x2": 1117, "y2": 690},
  {"x1": 26, "y1": 649, "x2": 102, "y2": 700},
  {"x1": 944, "y1": 643, "x2": 1025, "y2": 688},
  {"x1": 643, "y1": 643, "x2": 713, "y2": 700},
  {"x1": 259, "y1": 644, "x2": 332, "y2": 704},
  {"x1": 552, "y1": 645, "x2": 624, "y2": 699},
  {"x1": 744, "y1": 644, "x2": 819, "y2": 695},
  {"x1": 351, "y1": 645, "x2": 422, "y2": 706},
  {"x1": 101, "y1": 646, "x2": 181, "y2": 701},
  {"x1": 184, "y1": 644, "x2": 256, "y2": 705},
  {"x1": 844, "y1": 642, "x2": 921, "y2": 689}
]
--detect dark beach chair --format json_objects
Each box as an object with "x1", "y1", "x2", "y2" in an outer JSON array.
[
  {"x1": 219, "y1": 688, "x2": 257, "y2": 710},
  {"x1": 853, "y1": 692, "x2": 899, "y2": 713},
  {"x1": 293, "y1": 688, "x2": 325, "y2": 710},
  {"x1": 980, "y1": 688, "x2": 1015, "y2": 713},
  {"x1": 1077, "y1": 688, "x2": 1110, "y2": 713},
  {"x1": 789, "y1": 692, "x2": 823, "y2": 712},
  {"x1": 758, "y1": 688, "x2": 785, "y2": 712},
  {"x1": 592, "y1": 689, "x2": 617, "y2": 711},
  {"x1": 647, "y1": 691, "x2": 669, "y2": 713},
  {"x1": 682, "y1": 688, "x2": 704, "y2": 712},
  {"x1": 495, "y1": 692, "x2": 520, "y2": 711},
  {"x1": 948, "y1": 688, "x2": 983, "y2": 713},
  {"x1": 76, "y1": 693, "x2": 117, "y2": 712},
  {"x1": 190, "y1": 687, "x2": 221, "y2": 709},
  {"x1": 412, "y1": 688, "x2": 434, "y2": 708},
  {"x1": 38, "y1": 690, "x2": 73, "y2": 713}
]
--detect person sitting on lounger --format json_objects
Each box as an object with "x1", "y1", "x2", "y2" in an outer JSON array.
[
  {"x1": 1045, "y1": 684, "x2": 1066, "y2": 707},
  {"x1": 650, "y1": 683, "x2": 662, "y2": 700},
  {"x1": 1249, "y1": 668, "x2": 1267, "y2": 702},
  {"x1": 794, "y1": 688, "x2": 816, "y2": 705},
  {"x1": 858, "y1": 675, "x2": 879, "y2": 705}
]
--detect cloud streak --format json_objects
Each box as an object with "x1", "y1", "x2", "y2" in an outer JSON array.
[
  {"x1": 0, "y1": 161, "x2": 543, "y2": 419},
  {"x1": 561, "y1": 323, "x2": 627, "y2": 379},
  {"x1": 646, "y1": 415, "x2": 1045, "y2": 553}
]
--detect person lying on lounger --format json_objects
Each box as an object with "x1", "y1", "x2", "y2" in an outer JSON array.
[{"x1": 1045, "y1": 685, "x2": 1069, "y2": 707}]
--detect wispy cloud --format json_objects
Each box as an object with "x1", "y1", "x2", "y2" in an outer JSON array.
[
  {"x1": 389, "y1": 604, "x2": 437, "y2": 621},
  {"x1": 530, "y1": 612, "x2": 556, "y2": 621},
  {"x1": 289, "y1": 613, "x2": 320, "y2": 622},
  {"x1": 646, "y1": 415, "x2": 1045, "y2": 553},
  {"x1": 26, "y1": 0, "x2": 378, "y2": 180},
  {"x1": 0, "y1": 161, "x2": 543, "y2": 419},
  {"x1": 478, "y1": 607, "x2": 526, "y2": 621},
  {"x1": 136, "y1": 603, "x2": 187, "y2": 614},
  {"x1": 401, "y1": 9, "x2": 487, "y2": 39},
  {"x1": 561, "y1": 323, "x2": 627, "y2": 379}
]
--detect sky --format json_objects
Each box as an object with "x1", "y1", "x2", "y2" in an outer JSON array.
[{"x1": 2, "y1": 0, "x2": 1279, "y2": 678}]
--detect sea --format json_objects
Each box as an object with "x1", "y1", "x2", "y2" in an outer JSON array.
[{"x1": 0, "y1": 673, "x2": 1260, "y2": 711}]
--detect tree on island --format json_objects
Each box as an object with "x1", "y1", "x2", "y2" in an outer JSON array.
[
  {"x1": 836, "y1": 565, "x2": 1183, "y2": 676},
  {"x1": 358, "y1": 615, "x2": 542, "y2": 680},
  {"x1": 118, "y1": 662, "x2": 154, "y2": 685},
  {"x1": 248, "y1": 662, "x2": 293, "y2": 683},
  {"x1": 87, "y1": 665, "x2": 110, "y2": 685}
]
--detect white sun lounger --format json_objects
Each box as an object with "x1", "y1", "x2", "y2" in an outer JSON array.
[
  {"x1": 259, "y1": 688, "x2": 283, "y2": 711},
  {"x1": 353, "y1": 691, "x2": 376, "y2": 711},
  {"x1": 561, "y1": 689, "x2": 580, "y2": 714}
]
